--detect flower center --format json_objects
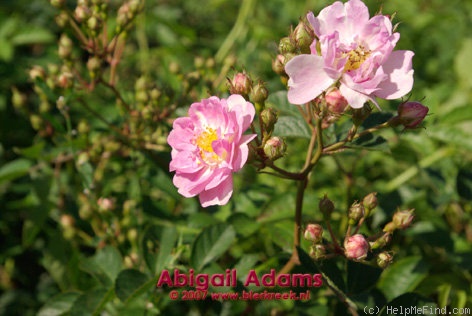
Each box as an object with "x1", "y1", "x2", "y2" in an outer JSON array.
[
  {"x1": 343, "y1": 46, "x2": 371, "y2": 72},
  {"x1": 196, "y1": 127, "x2": 221, "y2": 164},
  {"x1": 196, "y1": 127, "x2": 218, "y2": 153}
]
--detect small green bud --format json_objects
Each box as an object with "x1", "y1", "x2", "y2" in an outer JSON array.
[
  {"x1": 58, "y1": 34, "x2": 73, "y2": 59},
  {"x1": 263, "y1": 136, "x2": 286, "y2": 161},
  {"x1": 260, "y1": 108, "x2": 278, "y2": 135},
  {"x1": 87, "y1": 56, "x2": 101, "y2": 75},
  {"x1": 30, "y1": 114, "x2": 43, "y2": 130},
  {"x1": 87, "y1": 16, "x2": 99, "y2": 31},
  {"x1": 309, "y1": 244, "x2": 326, "y2": 260},
  {"x1": 29, "y1": 66, "x2": 46, "y2": 81},
  {"x1": 376, "y1": 251, "x2": 394, "y2": 268},
  {"x1": 362, "y1": 192, "x2": 378, "y2": 214},
  {"x1": 278, "y1": 37, "x2": 296, "y2": 54},
  {"x1": 392, "y1": 209, "x2": 414, "y2": 230},
  {"x1": 348, "y1": 201, "x2": 364, "y2": 225},
  {"x1": 50, "y1": 0, "x2": 65, "y2": 8},
  {"x1": 11, "y1": 87, "x2": 26, "y2": 110},
  {"x1": 291, "y1": 19, "x2": 314, "y2": 54},
  {"x1": 250, "y1": 81, "x2": 269, "y2": 104},
  {"x1": 272, "y1": 54, "x2": 286, "y2": 76},
  {"x1": 319, "y1": 195, "x2": 335, "y2": 218}
]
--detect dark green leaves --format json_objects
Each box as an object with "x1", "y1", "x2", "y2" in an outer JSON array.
[
  {"x1": 190, "y1": 223, "x2": 236, "y2": 270},
  {"x1": 378, "y1": 256, "x2": 429, "y2": 302}
]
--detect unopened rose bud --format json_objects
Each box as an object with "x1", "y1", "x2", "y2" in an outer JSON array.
[
  {"x1": 55, "y1": 12, "x2": 69, "y2": 28},
  {"x1": 250, "y1": 81, "x2": 269, "y2": 104},
  {"x1": 11, "y1": 87, "x2": 26, "y2": 110},
  {"x1": 29, "y1": 66, "x2": 46, "y2": 81},
  {"x1": 260, "y1": 108, "x2": 278, "y2": 135},
  {"x1": 228, "y1": 72, "x2": 252, "y2": 97},
  {"x1": 319, "y1": 195, "x2": 334, "y2": 218},
  {"x1": 362, "y1": 192, "x2": 378, "y2": 214},
  {"x1": 304, "y1": 223, "x2": 323, "y2": 243},
  {"x1": 97, "y1": 197, "x2": 115, "y2": 212},
  {"x1": 58, "y1": 34, "x2": 73, "y2": 59},
  {"x1": 74, "y1": 5, "x2": 90, "y2": 22},
  {"x1": 272, "y1": 55, "x2": 286, "y2": 76},
  {"x1": 377, "y1": 251, "x2": 394, "y2": 268},
  {"x1": 291, "y1": 19, "x2": 314, "y2": 54},
  {"x1": 263, "y1": 136, "x2": 286, "y2": 161},
  {"x1": 60, "y1": 214, "x2": 75, "y2": 228},
  {"x1": 87, "y1": 56, "x2": 101, "y2": 75},
  {"x1": 87, "y1": 16, "x2": 99, "y2": 31},
  {"x1": 392, "y1": 209, "x2": 414, "y2": 229},
  {"x1": 325, "y1": 88, "x2": 348, "y2": 114},
  {"x1": 348, "y1": 201, "x2": 364, "y2": 225},
  {"x1": 344, "y1": 234, "x2": 369, "y2": 260},
  {"x1": 370, "y1": 232, "x2": 392, "y2": 250},
  {"x1": 309, "y1": 244, "x2": 326, "y2": 260},
  {"x1": 278, "y1": 37, "x2": 296, "y2": 54},
  {"x1": 397, "y1": 101, "x2": 429, "y2": 129}
]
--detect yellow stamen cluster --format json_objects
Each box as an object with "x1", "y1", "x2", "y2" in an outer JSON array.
[
  {"x1": 196, "y1": 127, "x2": 221, "y2": 163},
  {"x1": 343, "y1": 46, "x2": 371, "y2": 72}
]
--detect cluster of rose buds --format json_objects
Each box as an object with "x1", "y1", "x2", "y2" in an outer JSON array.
[
  {"x1": 227, "y1": 72, "x2": 287, "y2": 165},
  {"x1": 304, "y1": 193, "x2": 414, "y2": 268}
]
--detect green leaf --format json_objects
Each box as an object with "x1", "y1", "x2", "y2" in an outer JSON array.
[
  {"x1": 37, "y1": 292, "x2": 81, "y2": 316},
  {"x1": 190, "y1": 223, "x2": 236, "y2": 271},
  {"x1": 10, "y1": 28, "x2": 54, "y2": 45},
  {"x1": 0, "y1": 38, "x2": 13, "y2": 61},
  {"x1": 70, "y1": 288, "x2": 114, "y2": 316},
  {"x1": 346, "y1": 261, "x2": 382, "y2": 295},
  {"x1": 114, "y1": 269, "x2": 149, "y2": 303},
  {"x1": 0, "y1": 158, "x2": 32, "y2": 184},
  {"x1": 440, "y1": 104, "x2": 472, "y2": 125},
  {"x1": 454, "y1": 38, "x2": 472, "y2": 89},
  {"x1": 80, "y1": 246, "x2": 122, "y2": 287},
  {"x1": 378, "y1": 293, "x2": 437, "y2": 316},
  {"x1": 266, "y1": 90, "x2": 299, "y2": 116},
  {"x1": 378, "y1": 256, "x2": 429, "y2": 301},
  {"x1": 348, "y1": 134, "x2": 390, "y2": 152},
  {"x1": 228, "y1": 212, "x2": 260, "y2": 237},
  {"x1": 155, "y1": 226, "x2": 178, "y2": 273},
  {"x1": 274, "y1": 116, "x2": 311, "y2": 139},
  {"x1": 76, "y1": 161, "x2": 94, "y2": 189},
  {"x1": 142, "y1": 225, "x2": 178, "y2": 274},
  {"x1": 456, "y1": 164, "x2": 472, "y2": 200}
]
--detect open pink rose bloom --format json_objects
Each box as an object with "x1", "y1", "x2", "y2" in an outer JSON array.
[
  {"x1": 167, "y1": 95, "x2": 256, "y2": 207},
  {"x1": 286, "y1": 0, "x2": 414, "y2": 108}
]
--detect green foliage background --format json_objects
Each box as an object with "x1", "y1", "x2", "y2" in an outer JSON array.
[{"x1": 0, "y1": 0, "x2": 471, "y2": 315}]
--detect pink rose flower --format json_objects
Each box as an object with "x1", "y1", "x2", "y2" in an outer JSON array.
[
  {"x1": 285, "y1": 0, "x2": 414, "y2": 108},
  {"x1": 167, "y1": 95, "x2": 256, "y2": 207}
]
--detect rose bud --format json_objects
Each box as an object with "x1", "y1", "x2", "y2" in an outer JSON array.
[
  {"x1": 309, "y1": 244, "x2": 326, "y2": 260},
  {"x1": 377, "y1": 251, "x2": 394, "y2": 268},
  {"x1": 348, "y1": 201, "x2": 364, "y2": 225},
  {"x1": 260, "y1": 108, "x2": 278, "y2": 135},
  {"x1": 392, "y1": 209, "x2": 415, "y2": 229},
  {"x1": 304, "y1": 223, "x2": 323, "y2": 243},
  {"x1": 325, "y1": 88, "x2": 348, "y2": 115},
  {"x1": 319, "y1": 195, "x2": 334, "y2": 218},
  {"x1": 344, "y1": 234, "x2": 369, "y2": 260},
  {"x1": 263, "y1": 136, "x2": 286, "y2": 161},
  {"x1": 397, "y1": 101, "x2": 429, "y2": 129},
  {"x1": 228, "y1": 72, "x2": 252, "y2": 97}
]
